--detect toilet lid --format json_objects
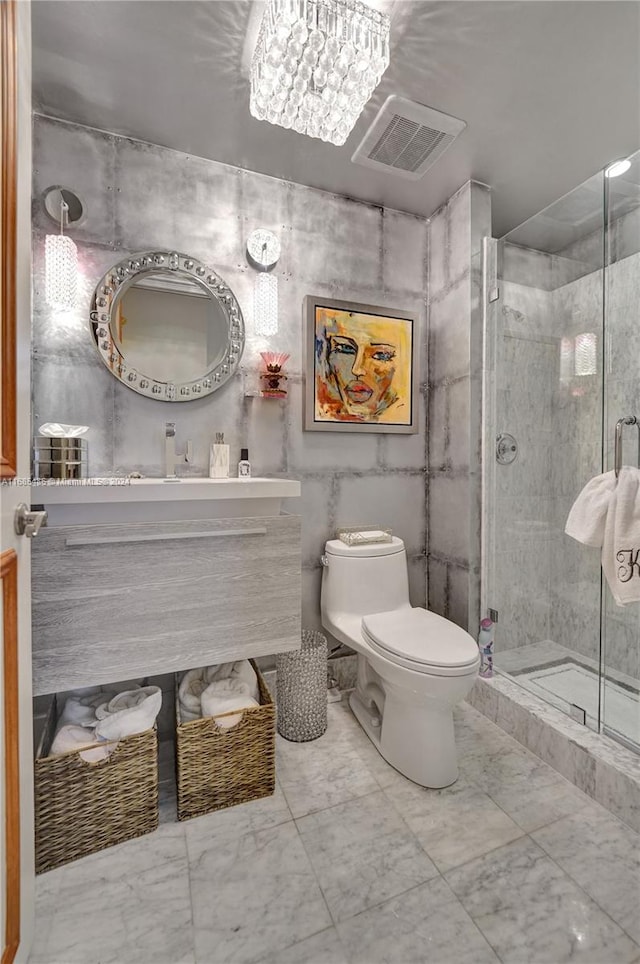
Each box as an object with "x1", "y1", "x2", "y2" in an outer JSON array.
[{"x1": 361, "y1": 608, "x2": 479, "y2": 670}]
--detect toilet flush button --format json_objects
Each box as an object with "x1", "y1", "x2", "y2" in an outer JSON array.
[{"x1": 371, "y1": 715, "x2": 381, "y2": 727}]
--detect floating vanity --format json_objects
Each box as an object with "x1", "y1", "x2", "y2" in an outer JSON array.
[
  {"x1": 37, "y1": 477, "x2": 302, "y2": 525},
  {"x1": 31, "y1": 478, "x2": 301, "y2": 695}
]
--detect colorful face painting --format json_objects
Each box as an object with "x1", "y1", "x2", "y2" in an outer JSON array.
[{"x1": 313, "y1": 306, "x2": 414, "y2": 427}]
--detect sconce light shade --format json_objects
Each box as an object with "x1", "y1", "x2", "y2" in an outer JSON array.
[
  {"x1": 574, "y1": 332, "x2": 597, "y2": 377},
  {"x1": 254, "y1": 272, "x2": 278, "y2": 336},
  {"x1": 45, "y1": 234, "x2": 78, "y2": 311}
]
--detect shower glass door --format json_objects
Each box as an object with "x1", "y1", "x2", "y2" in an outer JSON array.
[
  {"x1": 485, "y1": 149, "x2": 640, "y2": 752},
  {"x1": 485, "y1": 172, "x2": 607, "y2": 734},
  {"x1": 601, "y1": 149, "x2": 640, "y2": 751}
]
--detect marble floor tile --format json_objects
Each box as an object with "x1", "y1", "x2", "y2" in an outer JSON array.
[
  {"x1": 51, "y1": 821, "x2": 188, "y2": 888},
  {"x1": 30, "y1": 691, "x2": 639, "y2": 964},
  {"x1": 277, "y1": 720, "x2": 380, "y2": 818},
  {"x1": 454, "y1": 703, "x2": 515, "y2": 764},
  {"x1": 297, "y1": 790, "x2": 438, "y2": 922},
  {"x1": 330, "y1": 708, "x2": 406, "y2": 789},
  {"x1": 446, "y1": 836, "x2": 640, "y2": 963},
  {"x1": 461, "y1": 742, "x2": 594, "y2": 832},
  {"x1": 184, "y1": 780, "x2": 292, "y2": 847},
  {"x1": 33, "y1": 846, "x2": 194, "y2": 964},
  {"x1": 383, "y1": 774, "x2": 524, "y2": 872},
  {"x1": 336, "y1": 876, "x2": 499, "y2": 964},
  {"x1": 532, "y1": 805, "x2": 640, "y2": 944},
  {"x1": 257, "y1": 926, "x2": 349, "y2": 964},
  {"x1": 28, "y1": 862, "x2": 67, "y2": 960},
  {"x1": 188, "y1": 820, "x2": 332, "y2": 963}
]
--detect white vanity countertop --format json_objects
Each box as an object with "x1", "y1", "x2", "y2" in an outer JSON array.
[{"x1": 33, "y1": 477, "x2": 301, "y2": 504}]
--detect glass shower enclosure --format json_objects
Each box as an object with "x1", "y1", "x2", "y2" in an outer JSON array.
[{"x1": 483, "y1": 150, "x2": 640, "y2": 753}]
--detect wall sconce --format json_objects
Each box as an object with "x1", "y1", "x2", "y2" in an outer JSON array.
[
  {"x1": 246, "y1": 228, "x2": 281, "y2": 336},
  {"x1": 260, "y1": 351, "x2": 290, "y2": 398},
  {"x1": 574, "y1": 332, "x2": 597, "y2": 377},
  {"x1": 43, "y1": 186, "x2": 82, "y2": 311},
  {"x1": 560, "y1": 332, "x2": 598, "y2": 397}
]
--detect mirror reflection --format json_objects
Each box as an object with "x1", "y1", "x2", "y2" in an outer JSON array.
[{"x1": 112, "y1": 271, "x2": 229, "y2": 384}]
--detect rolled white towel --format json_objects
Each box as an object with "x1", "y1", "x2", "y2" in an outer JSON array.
[
  {"x1": 201, "y1": 678, "x2": 259, "y2": 729},
  {"x1": 230, "y1": 661, "x2": 259, "y2": 701},
  {"x1": 178, "y1": 668, "x2": 218, "y2": 721},
  {"x1": 94, "y1": 686, "x2": 162, "y2": 741},
  {"x1": 207, "y1": 660, "x2": 259, "y2": 701},
  {"x1": 60, "y1": 682, "x2": 143, "y2": 728},
  {"x1": 50, "y1": 724, "x2": 112, "y2": 763},
  {"x1": 207, "y1": 662, "x2": 234, "y2": 682},
  {"x1": 59, "y1": 690, "x2": 112, "y2": 727}
]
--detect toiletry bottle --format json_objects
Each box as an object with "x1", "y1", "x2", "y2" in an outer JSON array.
[
  {"x1": 238, "y1": 448, "x2": 251, "y2": 479},
  {"x1": 477, "y1": 617, "x2": 494, "y2": 678},
  {"x1": 209, "y1": 432, "x2": 230, "y2": 479}
]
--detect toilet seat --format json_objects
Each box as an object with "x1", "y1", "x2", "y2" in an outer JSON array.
[{"x1": 361, "y1": 608, "x2": 480, "y2": 677}]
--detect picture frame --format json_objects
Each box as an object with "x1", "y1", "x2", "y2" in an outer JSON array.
[{"x1": 304, "y1": 295, "x2": 418, "y2": 434}]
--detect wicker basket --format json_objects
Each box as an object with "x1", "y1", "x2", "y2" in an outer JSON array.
[
  {"x1": 175, "y1": 661, "x2": 275, "y2": 821},
  {"x1": 34, "y1": 696, "x2": 159, "y2": 874}
]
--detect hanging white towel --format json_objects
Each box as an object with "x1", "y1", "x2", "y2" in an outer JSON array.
[
  {"x1": 201, "y1": 678, "x2": 259, "y2": 729},
  {"x1": 50, "y1": 724, "x2": 112, "y2": 763},
  {"x1": 565, "y1": 466, "x2": 640, "y2": 605},
  {"x1": 94, "y1": 686, "x2": 162, "y2": 741}
]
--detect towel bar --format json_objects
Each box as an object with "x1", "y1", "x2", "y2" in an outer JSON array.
[{"x1": 614, "y1": 416, "x2": 640, "y2": 478}]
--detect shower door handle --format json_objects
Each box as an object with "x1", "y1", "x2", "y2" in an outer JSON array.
[{"x1": 614, "y1": 416, "x2": 640, "y2": 478}]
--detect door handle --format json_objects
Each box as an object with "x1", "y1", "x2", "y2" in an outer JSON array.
[{"x1": 14, "y1": 503, "x2": 48, "y2": 539}]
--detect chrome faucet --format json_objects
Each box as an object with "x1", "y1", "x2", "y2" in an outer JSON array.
[{"x1": 165, "y1": 422, "x2": 192, "y2": 479}]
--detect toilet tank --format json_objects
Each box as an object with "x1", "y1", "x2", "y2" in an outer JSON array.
[{"x1": 321, "y1": 536, "x2": 410, "y2": 620}]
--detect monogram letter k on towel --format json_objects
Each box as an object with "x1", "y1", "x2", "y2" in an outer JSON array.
[{"x1": 566, "y1": 466, "x2": 640, "y2": 606}]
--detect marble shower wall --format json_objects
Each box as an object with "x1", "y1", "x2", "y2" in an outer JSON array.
[
  {"x1": 32, "y1": 114, "x2": 428, "y2": 637},
  {"x1": 427, "y1": 181, "x2": 491, "y2": 632}
]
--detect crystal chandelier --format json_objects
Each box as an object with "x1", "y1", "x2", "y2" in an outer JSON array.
[
  {"x1": 45, "y1": 199, "x2": 78, "y2": 310},
  {"x1": 250, "y1": 0, "x2": 390, "y2": 146}
]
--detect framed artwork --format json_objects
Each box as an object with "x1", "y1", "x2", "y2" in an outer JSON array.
[{"x1": 304, "y1": 295, "x2": 418, "y2": 433}]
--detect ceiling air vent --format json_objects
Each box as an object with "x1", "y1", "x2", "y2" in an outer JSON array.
[{"x1": 352, "y1": 96, "x2": 466, "y2": 180}]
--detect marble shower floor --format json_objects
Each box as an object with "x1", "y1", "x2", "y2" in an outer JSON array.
[
  {"x1": 29, "y1": 700, "x2": 640, "y2": 964},
  {"x1": 496, "y1": 640, "x2": 640, "y2": 746}
]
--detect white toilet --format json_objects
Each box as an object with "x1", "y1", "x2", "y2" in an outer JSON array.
[{"x1": 321, "y1": 536, "x2": 480, "y2": 788}]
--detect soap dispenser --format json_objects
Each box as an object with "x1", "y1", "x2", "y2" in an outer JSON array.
[
  {"x1": 238, "y1": 448, "x2": 251, "y2": 479},
  {"x1": 209, "y1": 432, "x2": 230, "y2": 479}
]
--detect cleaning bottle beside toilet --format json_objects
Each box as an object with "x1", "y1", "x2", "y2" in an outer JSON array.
[{"x1": 478, "y1": 617, "x2": 494, "y2": 678}]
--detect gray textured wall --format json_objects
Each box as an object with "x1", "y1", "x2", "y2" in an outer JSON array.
[
  {"x1": 32, "y1": 114, "x2": 429, "y2": 638},
  {"x1": 426, "y1": 181, "x2": 491, "y2": 633}
]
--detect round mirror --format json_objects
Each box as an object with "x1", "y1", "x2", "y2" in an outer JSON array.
[{"x1": 90, "y1": 252, "x2": 245, "y2": 401}]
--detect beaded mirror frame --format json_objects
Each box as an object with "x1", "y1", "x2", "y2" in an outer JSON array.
[{"x1": 90, "y1": 251, "x2": 245, "y2": 402}]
